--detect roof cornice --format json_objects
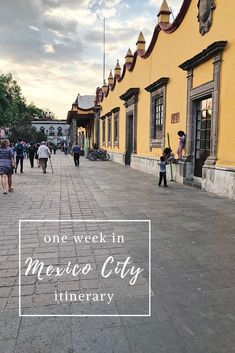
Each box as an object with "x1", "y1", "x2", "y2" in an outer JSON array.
[
  {"x1": 179, "y1": 41, "x2": 228, "y2": 71},
  {"x1": 119, "y1": 88, "x2": 140, "y2": 101},
  {"x1": 145, "y1": 77, "x2": 169, "y2": 92}
]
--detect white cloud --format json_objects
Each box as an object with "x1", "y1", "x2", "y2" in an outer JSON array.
[
  {"x1": 44, "y1": 7, "x2": 97, "y2": 26},
  {"x1": 0, "y1": 0, "x2": 184, "y2": 119},
  {"x1": 96, "y1": 7, "x2": 117, "y2": 18},
  {"x1": 28, "y1": 25, "x2": 40, "y2": 31},
  {"x1": 43, "y1": 44, "x2": 55, "y2": 53}
]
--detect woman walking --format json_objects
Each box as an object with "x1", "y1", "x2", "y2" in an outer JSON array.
[{"x1": 0, "y1": 139, "x2": 15, "y2": 194}]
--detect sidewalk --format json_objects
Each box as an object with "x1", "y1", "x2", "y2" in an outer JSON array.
[{"x1": 0, "y1": 152, "x2": 235, "y2": 353}]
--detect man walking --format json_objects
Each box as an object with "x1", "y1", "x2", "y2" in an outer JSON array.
[
  {"x1": 28, "y1": 142, "x2": 36, "y2": 168},
  {"x1": 37, "y1": 141, "x2": 51, "y2": 174},
  {"x1": 14, "y1": 138, "x2": 24, "y2": 173},
  {"x1": 72, "y1": 142, "x2": 81, "y2": 167}
]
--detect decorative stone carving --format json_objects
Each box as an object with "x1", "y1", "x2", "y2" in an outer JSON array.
[{"x1": 197, "y1": 0, "x2": 216, "y2": 35}]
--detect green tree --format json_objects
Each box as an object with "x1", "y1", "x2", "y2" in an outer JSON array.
[
  {"x1": 9, "y1": 126, "x2": 47, "y2": 143},
  {"x1": 27, "y1": 104, "x2": 44, "y2": 120},
  {"x1": 0, "y1": 73, "x2": 56, "y2": 142},
  {"x1": 0, "y1": 73, "x2": 24, "y2": 127}
]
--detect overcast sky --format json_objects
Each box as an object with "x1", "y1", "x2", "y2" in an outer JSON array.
[{"x1": 0, "y1": 0, "x2": 183, "y2": 119}]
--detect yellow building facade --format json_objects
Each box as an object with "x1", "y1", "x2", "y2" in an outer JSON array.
[
  {"x1": 90, "y1": 0, "x2": 235, "y2": 199},
  {"x1": 67, "y1": 0, "x2": 235, "y2": 199}
]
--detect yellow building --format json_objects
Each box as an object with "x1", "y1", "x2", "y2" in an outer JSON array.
[{"x1": 69, "y1": 0, "x2": 235, "y2": 199}]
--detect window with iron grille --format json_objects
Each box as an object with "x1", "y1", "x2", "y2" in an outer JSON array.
[
  {"x1": 194, "y1": 97, "x2": 212, "y2": 177},
  {"x1": 145, "y1": 77, "x2": 168, "y2": 149},
  {"x1": 154, "y1": 95, "x2": 164, "y2": 139},
  {"x1": 57, "y1": 126, "x2": 63, "y2": 136},
  {"x1": 49, "y1": 126, "x2": 55, "y2": 136},
  {"x1": 108, "y1": 116, "x2": 112, "y2": 145},
  {"x1": 114, "y1": 113, "x2": 119, "y2": 144}
]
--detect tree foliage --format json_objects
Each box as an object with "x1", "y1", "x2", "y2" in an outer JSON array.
[
  {"x1": 9, "y1": 126, "x2": 47, "y2": 144},
  {"x1": 0, "y1": 73, "x2": 55, "y2": 142}
]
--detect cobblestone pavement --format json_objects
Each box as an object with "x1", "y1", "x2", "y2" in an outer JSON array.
[{"x1": 0, "y1": 152, "x2": 235, "y2": 353}]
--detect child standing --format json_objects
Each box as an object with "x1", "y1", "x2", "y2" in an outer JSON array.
[
  {"x1": 177, "y1": 131, "x2": 186, "y2": 159},
  {"x1": 158, "y1": 156, "x2": 168, "y2": 187}
]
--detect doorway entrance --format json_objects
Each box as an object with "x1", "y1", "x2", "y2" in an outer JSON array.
[
  {"x1": 194, "y1": 97, "x2": 212, "y2": 177},
  {"x1": 125, "y1": 114, "x2": 134, "y2": 165}
]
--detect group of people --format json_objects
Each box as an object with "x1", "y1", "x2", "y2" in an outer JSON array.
[
  {"x1": 12, "y1": 139, "x2": 37, "y2": 173},
  {"x1": 0, "y1": 131, "x2": 186, "y2": 194},
  {"x1": 13, "y1": 139, "x2": 53, "y2": 174},
  {"x1": 0, "y1": 139, "x2": 52, "y2": 194}
]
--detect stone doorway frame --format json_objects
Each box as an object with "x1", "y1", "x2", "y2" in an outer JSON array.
[
  {"x1": 179, "y1": 41, "x2": 227, "y2": 181},
  {"x1": 192, "y1": 95, "x2": 213, "y2": 177},
  {"x1": 120, "y1": 88, "x2": 139, "y2": 162}
]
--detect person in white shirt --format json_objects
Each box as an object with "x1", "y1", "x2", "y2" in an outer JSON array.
[{"x1": 37, "y1": 141, "x2": 51, "y2": 174}]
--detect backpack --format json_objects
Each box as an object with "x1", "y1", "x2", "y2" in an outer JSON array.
[
  {"x1": 73, "y1": 145, "x2": 81, "y2": 154},
  {"x1": 16, "y1": 143, "x2": 23, "y2": 155}
]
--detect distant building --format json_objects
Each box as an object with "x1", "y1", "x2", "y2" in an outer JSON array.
[
  {"x1": 31, "y1": 120, "x2": 70, "y2": 145},
  {"x1": 67, "y1": 94, "x2": 95, "y2": 149}
]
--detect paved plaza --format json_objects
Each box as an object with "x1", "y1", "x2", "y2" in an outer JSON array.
[{"x1": 0, "y1": 152, "x2": 235, "y2": 353}]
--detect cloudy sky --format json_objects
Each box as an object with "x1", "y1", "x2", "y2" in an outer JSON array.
[{"x1": 0, "y1": 0, "x2": 183, "y2": 119}]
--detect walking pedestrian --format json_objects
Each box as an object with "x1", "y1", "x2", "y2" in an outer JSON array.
[
  {"x1": 158, "y1": 156, "x2": 168, "y2": 187},
  {"x1": 47, "y1": 142, "x2": 53, "y2": 153},
  {"x1": 37, "y1": 141, "x2": 51, "y2": 174},
  {"x1": 28, "y1": 142, "x2": 36, "y2": 168},
  {"x1": 0, "y1": 139, "x2": 15, "y2": 194},
  {"x1": 64, "y1": 141, "x2": 68, "y2": 155},
  {"x1": 14, "y1": 138, "x2": 24, "y2": 173},
  {"x1": 22, "y1": 141, "x2": 27, "y2": 159},
  {"x1": 34, "y1": 143, "x2": 40, "y2": 168},
  {"x1": 72, "y1": 142, "x2": 81, "y2": 167}
]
